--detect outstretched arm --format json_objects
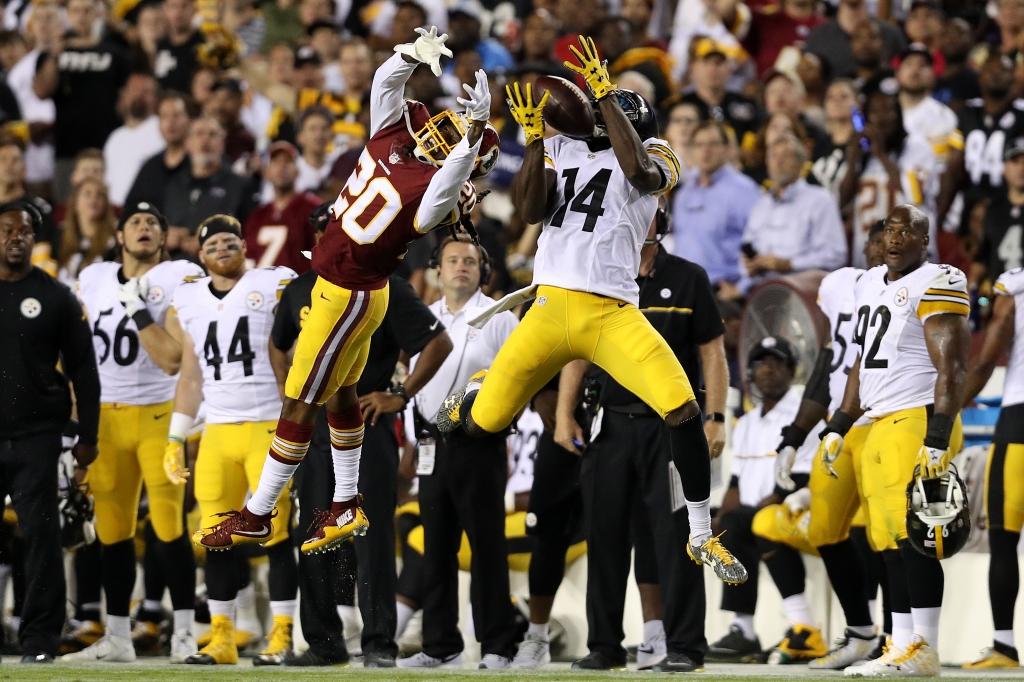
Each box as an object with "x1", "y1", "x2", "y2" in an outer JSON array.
[
  {"x1": 375, "y1": 27, "x2": 453, "y2": 135},
  {"x1": 507, "y1": 81, "x2": 558, "y2": 224},
  {"x1": 413, "y1": 121, "x2": 485, "y2": 232}
]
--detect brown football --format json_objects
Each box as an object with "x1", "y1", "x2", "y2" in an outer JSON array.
[{"x1": 534, "y1": 76, "x2": 595, "y2": 139}]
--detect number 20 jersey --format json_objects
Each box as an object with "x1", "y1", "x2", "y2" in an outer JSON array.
[
  {"x1": 171, "y1": 266, "x2": 296, "y2": 424},
  {"x1": 532, "y1": 135, "x2": 680, "y2": 307},
  {"x1": 77, "y1": 259, "x2": 205, "y2": 405},
  {"x1": 852, "y1": 262, "x2": 969, "y2": 418}
]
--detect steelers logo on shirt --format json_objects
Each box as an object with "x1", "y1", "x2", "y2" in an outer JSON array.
[
  {"x1": 894, "y1": 287, "x2": 909, "y2": 307},
  {"x1": 660, "y1": 288, "x2": 672, "y2": 299},
  {"x1": 20, "y1": 297, "x2": 41, "y2": 318},
  {"x1": 147, "y1": 286, "x2": 165, "y2": 304},
  {"x1": 246, "y1": 291, "x2": 265, "y2": 310}
]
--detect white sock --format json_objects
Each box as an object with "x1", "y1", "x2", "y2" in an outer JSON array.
[
  {"x1": 395, "y1": 601, "x2": 415, "y2": 639},
  {"x1": 271, "y1": 600, "x2": 297, "y2": 619},
  {"x1": 891, "y1": 612, "x2": 913, "y2": 650},
  {"x1": 782, "y1": 593, "x2": 814, "y2": 627},
  {"x1": 995, "y1": 630, "x2": 1015, "y2": 649},
  {"x1": 143, "y1": 599, "x2": 162, "y2": 613},
  {"x1": 107, "y1": 615, "x2": 132, "y2": 640},
  {"x1": 849, "y1": 624, "x2": 876, "y2": 639},
  {"x1": 208, "y1": 599, "x2": 236, "y2": 620},
  {"x1": 337, "y1": 604, "x2": 357, "y2": 624},
  {"x1": 330, "y1": 423, "x2": 364, "y2": 502},
  {"x1": 643, "y1": 619, "x2": 664, "y2": 642},
  {"x1": 911, "y1": 606, "x2": 940, "y2": 648},
  {"x1": 248, "y1": 428, "x2": 312, "y2": 515},
  {"x1": 173, "y1": 609, "x2": 194, "y2": 634},
  {"x1": 868, "y1": 598, "x2": 878, "y2": 625},
  {"x1": 528, "y1": 621, "x2": 549, "y2": 639},
  {"x1": 686, "y1": 497, "x2": 712, "y2": 545},
  {"x1": 733, "y1": 613, "x2": 756, "y2": 640},
  {"x1": 237, "y1": 583, "x2": 256, "y2": 611}
]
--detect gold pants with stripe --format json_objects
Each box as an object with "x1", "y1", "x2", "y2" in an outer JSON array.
[{"x1": 985, "y1": 442, "x2": 1024, "y2": 533}]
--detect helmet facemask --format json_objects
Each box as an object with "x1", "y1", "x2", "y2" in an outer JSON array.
[{"x1": 408, "y1": 109, "x2": 468, "y2": 167}]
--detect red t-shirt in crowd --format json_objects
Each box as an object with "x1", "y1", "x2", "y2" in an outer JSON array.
[
  {"x1": 743, "y1": 7, "x2": 826, "y2": 77},
  {"x1": 242, "y1": 192, "x2": 320, "y2": 274}
]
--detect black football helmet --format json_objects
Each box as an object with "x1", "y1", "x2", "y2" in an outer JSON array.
[
  {"x1": 905, "y1": 465, "x2": 971, "y2": 560},
  {"x1": 591, "y1": 90, "x2": 659, "y2": 141}
]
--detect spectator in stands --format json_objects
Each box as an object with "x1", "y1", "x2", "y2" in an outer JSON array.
[
  {"x1": 553, "y1": 0, "x2": 607, "y2": 68},
  {"x1": 933, "y1": 18, "x2": 980, "y2": 112},
  {"x1": 205, "y1": 79, "x2": 256, "y2": 167},
  {"x1": 129, "y1": 4, "x2": 166, "y2": 77},
  {"x1": 673, "y1": 121, "x2": 760, "y2": 300},
  {"x1": 740, "y1": 135, "x2": 847, "y2": 293},
  {"x1": 810, "y1": 79, "x2": 858, "y2": 195},
  {"x1": 369, "y1": 0, "x2": 429, "y2": 52},
  {"x1": 762, "y1": 69, "x2": 831, "y2": 160},
  {"x1": 64, "y1": 149, "x2": 105, "y2": 218},
  {"x1": 298, "y1": 0, "x2": 334, "y2": 30},
  {"x1": 682, "y1": 39, "x2": 762, "y2": 153},
  {"x1": 743, "y1": 0, "x2": 826, "y2": 78},
  {"x1": 446, "y1": 0, "x2": 514, "y2": 73},
  {"x1": 742, "y1": 112, "x2": 813, "y2": 186},
  {"x1": 103, "y1": 73, "x2": 164, "y2": 207},
  {"x1": 338, "y1": 39, "x2": 374, "y2": 106},
  {"x1": 294, "y1": 106, "x2": 338, "y2": 195},
  {"x1": 56, "y1": 177, "x2": 116, "y2": 285},
  {"x1": 598, "y1": 17, "x2": 674, "y2": 110},
  {"x1": 972, "y1": 138, "x2": 1024, "y2": 289},
  {"x1": 262, "y1": 0, "x2": 305, "y2": 50},
  {"x1": 904, "y1": 0, "x2": 944, "y2": 60},
  {"x1": 850, "y1": 20, "x2": 897, "y2": 86},
  {"x1": 663, "y1": 102, "x2": 702, "y2": 185},
  {"x1": 995, "y1": 0, "x2": 1024, "y2": 57},
  {"x1": 223, "y1": 0, "x2": 266, "y2": 56},
  {"x1": 0, "y1": 30, "x2": 26, "y2": 77},
  {"x1": 154, "y1": 0, "x2": 203, "y2": 94},
  {"x1": 796, "y1": 53, "x2": 828, "y2": 124},
  {"x1": 897, "y1": 43, "x2": 958, "y2": 166},
  {"x1": 308, "y1": 21, "x2": 343, "y2": 92},
  {"x1": 516, "y1": 10, "x2": 559, "y2": 64},
  {"x1": 0, "y1": 138, "x2": 57, "y2": 273},
  {"x1": 804, "y1": 0, "x2": 905, "y2": 80},
  {"x1": 33, "y1": 0, "x2": 130, "y2": 202},
  {"x1": 124, "y1": 92, "x2": 194, "y2": 212}
]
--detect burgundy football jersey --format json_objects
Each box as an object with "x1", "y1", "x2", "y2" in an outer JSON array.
[{"x1": 243, "y1": 192, "x2": 320, "y2": 274}]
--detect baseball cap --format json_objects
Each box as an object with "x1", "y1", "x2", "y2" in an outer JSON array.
[
  {"x1": 268, "y1": 140, "x2": 299, "y2": 160},
  {"x1": 762, "y1": 67, "x2": 806, "y2": 95},
  {"x1": 748, "y1": 336, "x2": 798, "y2": 367},
  {"x1": 693, "y1": 38, "x2": 726, "y2": 61},
  {"x1": 118, "y1": 201, "x2": 167, "y2": 231},
  {"x1": 295, "y1": 45, "x2": 322, "y2": 68},
  {"x1": 899, "y1": 42, "x2": 934, "y2": 66},
  {"x1": 1005, "y1": 137, "x2": 1024, "y2": 161}
]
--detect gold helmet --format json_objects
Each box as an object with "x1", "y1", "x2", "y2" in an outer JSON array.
[{"x1": 406, "y1": 108, "x2": 500, "y2": 177}]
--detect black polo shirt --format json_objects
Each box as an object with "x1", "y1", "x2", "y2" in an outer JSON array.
[
  {"x1": 271, "y1": 271, "x2": 445, "y2": 395},
  {"x1": 594, "y1": 246, "x2": 725, "y2": 409},
  {"x1": 162, "y1": 164, "x2": 259, "y2": 233}
]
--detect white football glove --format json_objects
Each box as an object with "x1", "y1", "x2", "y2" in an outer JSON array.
[
  {"x1": 917, "y1": 444, "x2": 948, "y2": 479},
  {"x1": 394, "y1": 26, "x2": 453, "y2": 77},
  {"x1": 783, "y1": 487, "x2": 811, "y2": 514},
  {"x1": 457, "y1": 69, "x2": 491, "y2": 122},
  {"x1": 117, "y1": 276, "x2": 150, "y2": 319},
  {"x1": 818, "y1": 432, "x2": 844, "y2": 479},
  {"x1": 774, "y1": 445, "x2": 797, "y2": 491}
]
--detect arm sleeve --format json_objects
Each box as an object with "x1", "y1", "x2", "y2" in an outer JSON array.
[
  {"x1": 644, "y1": 139, "x2": 681, "y2": 195},
  {"x1": 271, "y1": 282, "x2": 301, "y2": 351},
  {"x1": 690, "y1": 265, "x2": 726, "y2": 345},
  {"x1": 370, "y1": 53, "x2": 418, "y2": 137},
  {"x1": 917, "y1": 266, "x2": 970, "y2": 321},
  {"x1": 387, "y1": 277, "x2": 446, "y2": 355},
  {"x1": 803, "y1": 345, "x2": 834, "y2": 409},
  {"x1": 790, "y1": 191, "x2": 848, "y2": 272},
  {"x1": 413, "y1": 132, "x2": 484, "y2": 233},
  {"x1": 59, "y1": 291, "x2": 101, "y2": 446}
]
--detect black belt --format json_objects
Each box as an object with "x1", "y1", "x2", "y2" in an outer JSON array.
[{"x1": 603, "y1": 402, "x2": 658, "y2": 418}]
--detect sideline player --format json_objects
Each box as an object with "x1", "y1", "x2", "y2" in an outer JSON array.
[
  {"x1": 770, "y1": 222, "x2": 887, "y2": 669},
  {"x1": 192, "y1": 27, "x2": 499, "y2": 554},
  {"x1": 961, "y1": 263, "x2": 1024, "y2": 668},
  {"x1": 436, "y1": 36, "x2": 745, "y2": 584},
  {"x1": 816, "y1": 205, "x2": 968, "y2": 678},
  {"x1": 163, "y1": 215, "x2": 299, "y2": 666},
  {"x1": 66, "y1": 202, "x2": 204, "y2": 664}
]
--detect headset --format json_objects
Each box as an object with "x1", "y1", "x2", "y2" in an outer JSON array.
[
  {"x1": 645, "y1": 206, "x2": 669, "y2": 245},
  {"x1": 428, "y1": 236, "x2": 493, "y2": 285}
]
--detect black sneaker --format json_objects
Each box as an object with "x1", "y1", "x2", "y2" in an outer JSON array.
[
  {"x1": 21, "y1": 652, "x2": 52, "y2": 663},
  {"x1": 282, "y1": 649, "x2": 349, "y2": 667},
  {"x1": 364, "y1": 651, "x2": 396, "y2": 668},
  {"x1": 707, "y1": 624, "x2": 762, "y2": 662},
  {"x1": 652, "y1": 652, "x2": 698, "y2": 672},
  {"x1": 572, "y1": 651, "x2": 627, "y2": 670}
]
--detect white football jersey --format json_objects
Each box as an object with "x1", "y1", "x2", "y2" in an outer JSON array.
[
  {"x1": 77, "y1": 259, "x2": 204, "y2": 405},
  {"x1": 172, "y1": 266, "x2": 296, "y2": 424},
  {"x1": 993, "y1": 267, "x2": 1024, "y2": 407},
  {"x1": 901, "y1": 98, "x2": 959, "y2": 165},
  {"x1": 852, "y1": 135, "x2": 938, "y2": 268},
  {"x1": 817, "y1": 267, "x2": 870, "y2": 425},
  {"x1": 853, "y1": 263, "x2": 969, "y2": 418},
  {"x1": 531, "y1": 135, "x2": 680, "y2": 306}
]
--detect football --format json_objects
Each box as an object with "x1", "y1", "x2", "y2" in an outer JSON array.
[{"x1": 534, "y1": 76, "x2": 595, "y2": 139}]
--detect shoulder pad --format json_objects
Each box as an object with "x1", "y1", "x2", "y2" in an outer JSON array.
[{"x1": 996, "y1": 267, "x2": 1024, "y2": 297}]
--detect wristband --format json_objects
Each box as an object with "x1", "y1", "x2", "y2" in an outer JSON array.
[
  {"x1": 780, "y1": 424, "x2": 809, "y2": 450},
  {"x1": 924, "y1": 413, "x2": 953, "y2": 451},
  {"x1": 168, "y1": 412, "x2": 194, "y2": 443},
  {"x1": 706, "y1": 412, "x2": 726, "y2": 424},
  {"x1": 132, "y1": 307, "x2": 155, "y2": 331},
  {"x1": 820, "y1": 410, "x2": 855, "y2": 439}
]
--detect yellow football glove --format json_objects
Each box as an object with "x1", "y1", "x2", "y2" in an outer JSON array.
[
  {"x1": 917, "y1": 444, "x2": 948, "y2": 479},
  {"x1": 505, "y1": 82, "x2": 550, "y2": 145},
  {"x1": 817, "y1": 432, "x2": 844, "y2": 479},
  {"x1": 564, "y1": 35, "x2": 615, "y2": 100},
  {"x1": 164, "y1": 438, "x2": 190, "y2": 485}
]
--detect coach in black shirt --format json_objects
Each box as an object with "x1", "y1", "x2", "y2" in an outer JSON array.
[
  {"x1": 271, "y1": 214, "x2": 452, "y2": 667},
  {"x1": 566, "y1": 217, "x2": 728, "y2": 672},
  {"x1": 0, "y1": 199, "x2": 100, "y2": 662}
]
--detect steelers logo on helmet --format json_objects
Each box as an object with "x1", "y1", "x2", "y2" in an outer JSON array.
[
  {"x1": 20, "y1": 297, "x2": 41, "y2": 318},
  {"x1": 246, "y1": 291, "x2": 265, "y2": 310},
  {"x1": 147, "y1": 286, "x2": 165, "y2": 305}
]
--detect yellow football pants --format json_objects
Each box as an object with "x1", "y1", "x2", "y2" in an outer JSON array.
[
  {"x1": 860, "y1": 407, "x2": 963, "y2": 551},
  {"x1": 89, "y1": 401, "x2": 183, "y2": 545},
  {"x1": 194, "y1": 421, "x2": 293, "y2": 547},
  {"x1": 471, "y1": 286, "x2": 696, "y2": 432},
  {"x1": 806, "y1": 423, "x2": 872, "y2": 548},
  {"x1": 985, "y1": 442, "x2": 1024, "y2": 533}
]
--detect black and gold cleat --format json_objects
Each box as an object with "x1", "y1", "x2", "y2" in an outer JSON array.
[{"x1": 436, "y1": 370, "x2": 487, "y2": 434}]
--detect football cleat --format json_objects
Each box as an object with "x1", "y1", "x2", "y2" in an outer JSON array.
[
  {"x1": 571, "y1": 651, "x2": 628, "y2": 670},
  {"x1": 185, "y1": 615, "x2": 238, "y2": 665},
  {"x1": 301, "y1": 499, "x2": 369, "y2": 554},
  {"x1": 59, "y1": 620, "x2": 104, "y2": 654},
  {"x1": 253, "y1": 615, "x2": 294, "y2": 666},
  {"x1": 396, "y1": 651, "x2": 464, "y2": 668},
  {"x1": 435, "y1": 370, "x2": 487, "y2": 434},
  {"x1": 283, "y1": 649, "x2": 350, "y2": 666},
  {"x1": 809, "y1": 629, "x2": 877, "y2": 670},
  {"x1": 707, "y1": 624, "x2": 762, "y2": 662},
  {"x1": 636, "y1": 628, "x2": 667, "y2": 670},
  {"x1": 60, "y1": 634, "x2": 136, "y2": 663},
  {"x1": 169, "y1": 630, "x2": 198, "y2": 663},
  {"x1": 687, "y1": 534, "x2": 748, "y2": 584},
  {"x1": 131, "y1": 618, "x2": 164, "y2": 653},
  {"x1": 195, "y1": 623, "x2": 256, "y2": 649},
  {"x1": 510, "y1": 632, "x2": 550, "y2": 669},
  {"x1": 845, "y1": 637, "x2": 939, "y2": 677},
  {"x1": 963, "y1": 646, "x2": 1020, "y2": 669},
  {"x1": 652, "y1": 652, "x2": 699, "y2": 672},
  {"x1": 767, "y1": 624, "x2": 828, "y2": 664},
  {"x1": 478, "y1": 653, "x2": 511, "y2": 669},
  {"x1": 192, "y1": 508, "x2": 275, "y2": 550}
]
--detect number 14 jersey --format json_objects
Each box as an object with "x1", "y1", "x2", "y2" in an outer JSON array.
[
  {"x1": 172, "y1": 266, "x2": 296, "y2": 423},
  {"x1": 853, "y1": 262, "x2": 969, "y2": 418}
]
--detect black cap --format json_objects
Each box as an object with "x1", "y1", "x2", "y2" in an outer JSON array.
[
  {"x1": 748, "y1": 336, "x2": 798, "y2": 367},
  {"x1": 197, "y1": 214, "x2": 242, "y2": 247},
  {"x1": 899, "y1": 42, "x2": 934, "y2": 66},
  {"x1": 118, "y1": 201, "x2": 167, "y2": 231},
  {"x1": 1006, "y1": 137, "x2": 1024, "y2": 161},
  {"x1": 306, "y1": 19, "x2": 336, "y2": 35},
  {"x1": 869, "y1": 219, "x2": 886, "y2": 237},
  {"x1": 0, "y1": 198, "x2": 41, "y2": 230},
  {"x1": 295, "y1": 45, "x2": 322, "y2": 68}
]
